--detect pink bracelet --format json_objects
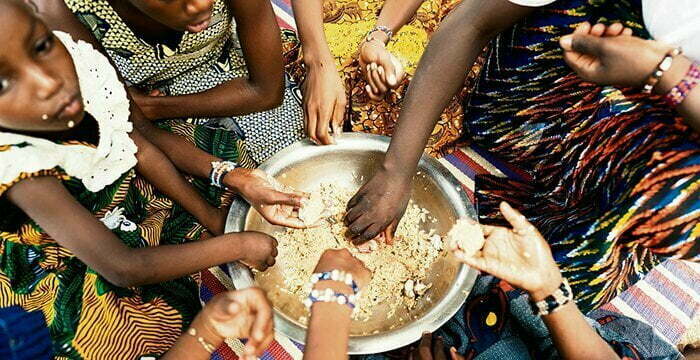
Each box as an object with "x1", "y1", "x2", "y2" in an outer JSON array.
[{"x1": 665, "y1": 62, "x2": 700, "y2": 107}]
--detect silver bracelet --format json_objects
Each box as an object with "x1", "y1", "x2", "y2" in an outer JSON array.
[
  {"x1": 209, "y1": 160, "x2": 239, "y2": 189},
  {"x1": 365, "y1": 25, "x2": 393, "y2": 44}
]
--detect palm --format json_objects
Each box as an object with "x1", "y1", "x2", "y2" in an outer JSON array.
[{"x1": 475, "y1": 226, "x2": 540, "y2": 290}]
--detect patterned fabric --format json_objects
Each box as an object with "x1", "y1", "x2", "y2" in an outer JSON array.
[
  {"x1": 466, "y1": 0, "x2": 700, "y2": 313},
  {"x1": 0, "y1": 29, "x2": 249, "y2": 359},
  {"x1": 359, "y1": 276, "x2": 682, "y2": 360},
  {"x1": 64, "y1": 0, "x2": 305, "y2": 163},
  {"x1": 286, "y1": 0, "x2": 475, "y2": 157}
]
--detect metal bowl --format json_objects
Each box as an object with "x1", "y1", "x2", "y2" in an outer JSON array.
[{"x1": 225, "y1": 133, "x2": 478, "y2": 355}]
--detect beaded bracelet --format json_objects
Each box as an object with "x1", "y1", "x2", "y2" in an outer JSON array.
[
  {"x1": 303, "y1": 287, "x2": 357, "y2": 311},
  {"x1": 209, "y1": 161, "x2": 238, "y2": 189},
  {"x1": 529, "y1": 279, "x2": 573, "y2": 317},
  {"x1": 642, "y1": 47, "x2": 683, "y2": 94},
  {"x1": 186, "y1": 327, "x2": 217, "y2": 354},
  {"x1": 665, "y1": 62, "x2": 700, "y2": 107},
  {"x1": 310, "y1": 270, "x2": 360, "y2": 294}
]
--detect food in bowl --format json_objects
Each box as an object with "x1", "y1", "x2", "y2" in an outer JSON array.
[{"x1": 257, "y1": 182, "x2": 446, "y2": 323}]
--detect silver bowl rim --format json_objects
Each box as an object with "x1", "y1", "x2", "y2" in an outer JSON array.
[{"x1": 225, "y1": 133, "x2": 478, "y2": 355}]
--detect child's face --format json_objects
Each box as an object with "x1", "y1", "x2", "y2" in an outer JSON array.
[
  {"x1": 129, "y1": 0, "x2": 214, "y2": 33},
  {"x1": 0, "y1": 2, "x2": 84, "y2": 132}
]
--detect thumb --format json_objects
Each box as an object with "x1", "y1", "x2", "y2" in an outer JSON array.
[
  {"x1": 560, "y1": 34, "x2": 606, "y2": 57},
  {"x1": 379, "y1": 52, "x2": 397, "y2": 87}
]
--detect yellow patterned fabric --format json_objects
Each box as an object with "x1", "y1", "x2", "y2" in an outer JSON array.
[{"x1": 287, "y1": 0, "x2": 474, "y2": 156}]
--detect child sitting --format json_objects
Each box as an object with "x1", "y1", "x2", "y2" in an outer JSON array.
[{"x1": 0, "y1": 1, "x2": 301, "y2": 358}]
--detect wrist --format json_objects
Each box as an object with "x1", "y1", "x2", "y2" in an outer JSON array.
[
  {"x1": 527, "y1": 270, "x2": 563, "y2": 302},
  {"x1": 655, "y1": 56, "x2": 693, "y2": 95},
  {"x1": 222, "y1": 168, "x2": 248, "y2": 194},
  {"x1": 302, "y1": 47, "x2": 335, "y2": 69},
  {"x1": 189, "y1": 315, "x2": 225, "y2": 349}
]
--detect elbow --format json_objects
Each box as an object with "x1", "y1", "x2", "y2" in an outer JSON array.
[
  {"x1": 100, "y1": 256, "x2": 147, "y2": 288},
  {"x1": 254, "y1": 77, "x2": 285, "y2": 111}
]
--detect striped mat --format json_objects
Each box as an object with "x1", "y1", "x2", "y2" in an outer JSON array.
[{"x1": 198, "y1": 2, "x2": 700, "y2": 358}]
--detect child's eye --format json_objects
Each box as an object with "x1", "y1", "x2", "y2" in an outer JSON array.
[
  {"x1": 0, "y1": 78, "x2": 10, "y2": 94},
  {"x1": 34, "y1": 35, "x2": 54, "y2": 55}
]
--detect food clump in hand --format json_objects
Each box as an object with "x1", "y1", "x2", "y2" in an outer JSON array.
[{"x1": 446, "y1": 218, "x2": 485, "y2": 258}]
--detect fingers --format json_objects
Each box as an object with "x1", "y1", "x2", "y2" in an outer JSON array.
[
  {"x1": 560, "y1": 34, "x2": 605, "y2": 57},
  {"x1": 330, "y1": 97, "x2": 346, "y2": 142},
  {"x1": 418, "y1": 333, "x2": 433, "y2": 359},
  {"x1": 266, "y1": 190, "x2": 304, "y2": 207},
  {"x1": 433, "y1": 336, "x2": 447, "y2": 360},
  {"x1": 450, "y1": 347, "x2": 465, "y2": 360},
  {"x1": 590, "y1": 23, "x2": 606, "y2": 37},
  {"x1": 454, "y1": 249, "x2": 490, "y2": 273},
  {"x1": 316, "y1": 105, "x2": 334, "y2": 145},
  {"x1": 378, "y1": 52, "x2": 398, "y2": 87},
  {"x1": 383, "y1": 221, "x2": 397, "y2": 245},
  {"x1": 605, "y1": 23, "x2": 624, "y2": 36},
  {"x1": 390, "y1": 55, "x2": 405, "y2": 86},
  {"x1": 371, "y1": 65, "x2": 389, "y2": 94},
  {"x1": 622, "y1": 27, "x2": 633, "y2": 36},
  {"x1": 366, "y1": 64, "x2": 380, "y2": 94},
  {"x1": 305, "y1": 104, "x2": 319, "y2": 145},
  {"x1": 573, "y1": 21, "x2": 591, "y2": 35},
  {"x1": 499, "y1": 201, "x2": 533, "y2": 233}
]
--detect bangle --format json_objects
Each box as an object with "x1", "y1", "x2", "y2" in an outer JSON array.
[
  {"x1": 365, "y1": 25, "x2": 393, "y2": 44},
  {"x1": 303, "y1": 287, "x2": 357, "y2": 311},
  {"x1": 186, "y1": 327, "x2": 217, "y2": 354},
  {"x1": 209, "y1": 161, "x2": 239, "y2": 189},
  {"x1": 310, "y1": 270, "x2": 360, "y2": 294},
  {"x1": 642, "y1": 47, "x2": 683, "y2": 94},
  {"x1": 529, "y1": 279, "x2": 573, "y2": 316},
  {"x1": 665, "y1": 62, "x2": 700, "y2": 107}
]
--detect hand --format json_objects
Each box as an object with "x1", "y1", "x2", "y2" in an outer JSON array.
[
  {"x1": 409, "y1": 333, "x2": 463, "y2": 360},
  {"x1": 197, "y1": 288, "x2": 274, "y2": 360},
  {"x1": 127, "y1": 87, "x2": 163, "y2": 120},
  {"x1": 234, "y1": 231, "x2": 278, "y2": 271},
  {"x1": 302, "y1": 61, "x2": 347, "y2": 145},
  {"x1": 225, "y1": 168, "x2": 308, "y2": 228},
  {"x1": 359, "y1": 39, "x2": 405, "y2": 101},
  {"x1": 344, "y1": 167, "x2": 412, "y2": 244},
  {"x1": 313, "y1": 248, "x2": 371, "y2": 289},
  {"x1": 559, "y1": 22, "x2": 673, "y2": 87},
  {"x1": 453, "y1": 202, "x2": 562, "y2": 301}
]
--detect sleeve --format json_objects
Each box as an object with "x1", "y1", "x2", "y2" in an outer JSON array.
[
  {"x1": 0, "y1": 143, "x2": 69, "y2": 198},
  {"x1": 585, "y1": 310, "x2": 683, "y2": 359},
  {"x1": 507, "y1": 0, "x2": 557, "y2": 7}
]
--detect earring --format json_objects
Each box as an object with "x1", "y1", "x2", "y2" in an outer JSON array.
[
  {"x1": 67, "y1": 120, "x2": 75, "y2": 129},
  {"x1": 41, "y1": 114, "x2": 49, "y2": 120}
]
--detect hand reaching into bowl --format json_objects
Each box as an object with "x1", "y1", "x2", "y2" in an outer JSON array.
[{"x1": 225, "y1": 169, "x2": 309, "y2": 229}]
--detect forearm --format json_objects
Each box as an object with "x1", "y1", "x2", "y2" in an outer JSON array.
[
  {"x1": 138, "y1": 78, "x2": 283, "y2": 120},
  {"x1": 540, "y1": 303, "x2": 620, "y2": 360},
  {"x1": 303, "y1": 282, "x2": 353, "y2": 360},
  {"x1": 654, "y1": 55, "x2": 700, "y2": 131},
  {"x1": 292, "y1": 0, "x2": 334, "y2": 66},
  {"x1": 376, "y1": 0, "x2": 425, "y2": 34},
  {"x1": 304, "y1": 304, "x2": 352, "y2": 360},
  {"x1": 162, "y1": 315, "x2": 223, "y2": 360},
  {"x1": 122, "y1": 234, "x2": 245, "y2": 286},
  {"x1": 131, "y1": 130, "x2": 214, "y2": 224}
]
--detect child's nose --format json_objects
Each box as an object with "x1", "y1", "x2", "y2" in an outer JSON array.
[
  {"x1": 184, "y1": 0, "x2": 213, "y2": 16},
  {"x1": 27, "y1": 65, "x2": 62, "y2": 100}
]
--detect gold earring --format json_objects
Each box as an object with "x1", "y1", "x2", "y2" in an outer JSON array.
[
  {"x1": 67, "y1": 120, "x2": 75, "y2": 129},
  {"x1": 41, "y1": 114, "x2": 49, "y2": 120}
]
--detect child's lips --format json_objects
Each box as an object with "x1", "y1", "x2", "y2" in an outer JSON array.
[
  {"x1": 56, "y1": 95, "x2": 84, "y2": 120},
  {"x1": 186, "y1": 17, "x2": 211, "y2": 33}
]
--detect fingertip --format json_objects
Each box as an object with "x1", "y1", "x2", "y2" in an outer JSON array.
[{"x1": 560, "y1": 35, "x2": 573, "y2": 50}]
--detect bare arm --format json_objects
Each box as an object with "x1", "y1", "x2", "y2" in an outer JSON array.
[
  {"x1": 372, "y1": 0, "x2": 425, "y2": 42},
  {"x1": 6, "y1": 176, "x2": 277, "y2": 287},
  {"x1": 345, "y1": 0, "x2": 534, "y2": 241},
  {"x1": 135, "y1": 0, "x2": 285, "y2": 120},
  {"x1": 130, "y1": 129, "x2": 225, "y2": 235}
]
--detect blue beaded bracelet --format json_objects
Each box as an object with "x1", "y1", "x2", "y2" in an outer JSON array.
[{"x1": 310, "y1": 270, "x2": 360, "y2": 295}]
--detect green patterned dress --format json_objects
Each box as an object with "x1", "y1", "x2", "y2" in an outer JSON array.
[{"x1": 0, "y1": 32, "x2": 216, "y2": 359}]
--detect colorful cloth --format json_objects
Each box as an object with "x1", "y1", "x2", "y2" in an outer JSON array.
[
  {"x1": 64, "y1": 0, "x2": 305, "y2": 164},
  {"x1": 0, "y1": 32, "x2": 233, "y2": 359},
  {"x1": 359, "y1": 276, "x2": 682, "y2": 360},
  {"x1": 466, "y1": 0, "x2": 700, "y2": 313},
  {"x1": 286, "y1": 0, "x2": 474, "y2": 157}
]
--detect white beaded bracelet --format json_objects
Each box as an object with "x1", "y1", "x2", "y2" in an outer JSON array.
[
  {"x1": 303, "y1": 287, "x2": 357, "y2": 311},
  {"x1": 310, "y1": 270, "x2": 359, "y2": 294}
]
